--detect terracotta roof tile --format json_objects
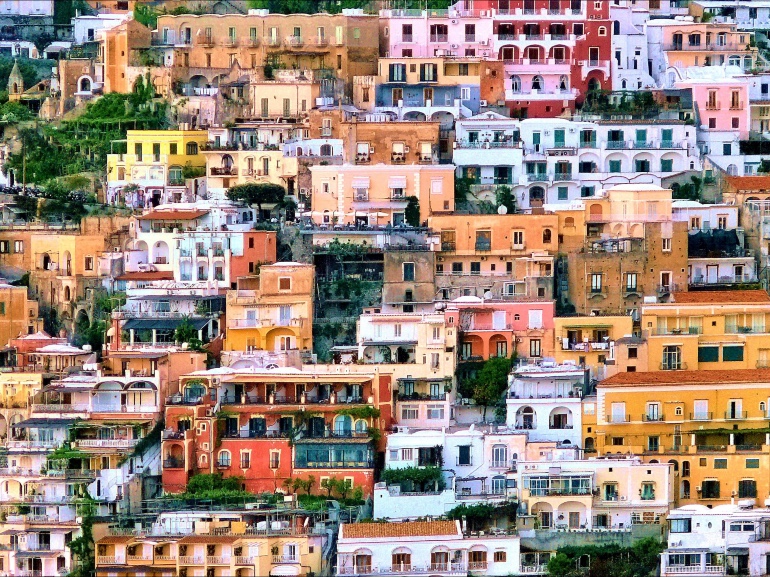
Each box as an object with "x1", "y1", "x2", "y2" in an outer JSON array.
[
  {"x1": 96, "y1": 536, "x2": 134, "y2": 544},
  {"x1": 670, "y1": 290, "x2": 770, "y2": 304},
  {"x1": 341, "y1": 520, "x2": 460, "y2": 539},
  {"x1": 724, "y1": 175, "x2": 770, "y2": 191},
  {"x1": 599, "y1": 369, "x2": 770, "y2": 387},
  {"x1": 115, "y1": 271, "x2": 174, "y2": 281},
  {"x1": 136, "y1": 209, "x2": 209, "y2": 221}
]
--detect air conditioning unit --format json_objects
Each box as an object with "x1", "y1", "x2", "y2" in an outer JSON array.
[
  {"x1": 479, "y1": 39, "x2": 489, "y2": 46},
  {"x1": 369, "y1": 146, "x2": 375, "y2": 153},
  {"x1": 620, "y1": 496, "x2": 627, "y2": 501},
  {"x1": 569, "y1": 128, "x2": 576, "y2": 133},
  {"x1": 451, "y1": 43, "x2": 459, "y2": 49},
  {"x1": 480, "y1": 99, "x2": 488, "y2": 106},
  {"x1": 437, "y1": 256, "x2": 444, "y2": 261},
  {"x1": 452, "y1": 20, "x2": 458, "y2": 25}
]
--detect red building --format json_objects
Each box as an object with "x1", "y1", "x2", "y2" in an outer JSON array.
[
  {"x1": 162, "y1": 368, "x2": 393, "y2": 495},
  {"x1": 475, "y1": 0, "x2": 612, "y2": 117},
  {"x1": 230, "y1": 230, "x2": 278, "y2": 280}
]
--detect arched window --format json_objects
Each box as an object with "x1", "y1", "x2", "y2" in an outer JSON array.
[
  {"x1": 511, "y1": 75, "x2": 521, "y2": 93},
  {"x1": 588, "y1": 77, "x2": 601, "y2": 92},
  {"x1": 621, "y1": 79, "x2": 627, "y2": 89},
  {"x1": 334, "y1": 415, "x2": 352, "y2": 436},
  {"x1": 491, "y1": 475, "x2": 506, "y2": 494},
  {"x1": 354, "y1": 420, "x2": 368, "y2": 434},
  {"x1": 682, "y1": 479, "x2": 690, "y2": 498},
  {"x1": 186, "y1": 142, "x2": 198, "y2": 155},
  {"x1": 542, "y1": 229, "x2": 552, "y2": 243},
  {"x1": 320, "y1": 144, "x2": 332, "y2": 156},
  {"x1": 168, "y1": 165, "x2": 183, "y2": 184},
  {"x1": 564, "y1": 217, "x2": 575, "y2": 227},
  {"x1": 682, "y1": 461, "x2": 690, "y2": 477},
  {"x1": 531, "y1": 75, "x2": 543, "y2": 91},
  {"x1": 217, "y1": 450, "x2": 231, "y2": 468},
  {"x1": 675, "y1": 406, "x2": 683, "y2": 416},
  {"x1": 613, "y1": 21, "x2": 620, "y2": 35},
  {"x1": 80, "y1": 77, "x2": 91, "y2": 92},
  {"x1": 559, "y1": 75, "x2": 569, "y2": 91},
  {"x1": 64, "y1": 286, "x2": 71, "y2": 301},
  {"x1": 598, "y1": 26, "x2": 607, "y2": 36},
  {"x1": 761, "y1": 402, "x2": 767, "y2": 413}
]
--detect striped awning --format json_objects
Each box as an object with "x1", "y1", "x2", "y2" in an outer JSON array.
[
  {"x1": 388, "y1": 176, "x2": 407, "y2": 189},
  {"x1": 351, "y1": 177, "x2": 370, "y2": 189}
]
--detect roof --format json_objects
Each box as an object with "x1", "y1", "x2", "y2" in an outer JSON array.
[
  {"x1": 723, "y1": 175, "x2": 770, "y2": 191},
  {"x1": 15, "y1": 417, "x2": 78, "y2": 428},
  {"x1": 97, "y1": 536, "x2": 135, "y2": 545},
  {"x1": 341, "y1": 520, "x2": 460, "y2": 539},
  {"x1": 599, "y1": 369, "x2": 770, "y2": 388},
  {"x1": 670, "y1": 290, "x2": 770, "y2": 304},
  {"x1": 136, "y1": 209, "x2": 209, "y2": 221},
  {"x1": 116, "y1": 271, "x2": 174, "y2": 281},
  {"x1": 177, "y1": 535, "x2": 240, "y2": 544}
]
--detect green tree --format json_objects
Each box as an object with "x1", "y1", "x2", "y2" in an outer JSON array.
[
  {"x1": 320, "y1": 477, "x2": 336, "y2": 497},
  {"x1": 454, "y1": 176, "x2": 473, "y2": 207},
  {"x1": 405, "y1": 196, "x2": 420, "y2": 227},
  {"x1": 547, "y1": 553, "x2": 575, "y2": 577},
  {"x1": 495, "y1": 185, "x2": 516, "y2": 214},
  {"x1": 226, "y1": 183, "x2": 286, "y2": 220},
  {"x1": 470, "y1": 356, "x2": 513, "y2": 420}
]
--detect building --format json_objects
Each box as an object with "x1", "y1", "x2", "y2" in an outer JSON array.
[
  {"x1": 225, "y1": 262, "x2": 315, "y2": 355},
  {"x1": 105, "y1": 129, "x2": 209, "y2": 207},
  {"x1": 552, "y1": 314, "x2": 634, "y2": 378},
  {"x1": 0, "y1": 282, "x2": 41, "y2": 347},
  {"x1": 336, "y1": 520, "x2": 521, "y2": 576},
  {"x1": 641, "y1": 290, "x2": 770, "y2": 372},
  {"x1": 560, "y1": 184, "x2": 689, "y2": 316},
  {"x1": 310, "y1": 163, "x2": 455, "y2": 227},
  {"x1": 594, "y1": 369, "x2": 770, "y2": 506}
]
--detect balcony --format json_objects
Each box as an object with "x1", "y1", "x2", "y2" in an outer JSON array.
[
  {"x1": 208, "y1": 556, "x2": 231, "y2": 565},
  {"x1": 355, "y1": 153, "x2": 370, "y2": 164},
  {"x1": 196, "y1": 35, "x2": 215, "y2": 47},
  {"x1": 236, "y1": 556, "x2": 255, "y2": 565},
  {"x1": 724, "y1": 411, "x2": 748, "y2": 420},
  {"x1": 97, "y1": 556, "x2": 123, "y2": 565},
  {"x1": 179, "y1": 556, "x2": 205, "y2": 565},
  {"x1": 128, "y1": 555, "x2": 152, "y2": 562},
  {"x1": 475, "y1": 240, "x2": 491, "y2": 251},
  {"x1": 273, "y1": 555, "x2": 299, "y2": 564},
  {"x1": 659, "y1": 361, "x2": 687, "y2": 371},
  {"x1": 211, "y1": 167, "x2": 237, "y2": 176},
  {"x1": 164, "y1": 458, "x2": 185, "y2": 469},
  {"x1": 553, "y1": 171, "x2": 573, "y2": 181},
  {"x1": 606, "y1": 415, "x2": 631, "y2": 423},
  {"x1": 441, "y1": 242, "x2": 456, "y2": 252},
  {"x1": 705, "y1": 101, "x2": 720, "y2": 111},
  {"x1": 354, "y1": 191, "x2": 370, "y2": 202},
  {"x1": 642, "y1": 414, "x2": 665, "y2": 422},
  {"x1": 74, "y1": 439, "x2": 140, "y2": 449},
  {"x1": 430, "y1": 34, "x2": 448, "y2": 43},
  {"x1": 690, "y1": 412, "x2": 713, "y2": 421},
  {"x1": 31, "y1": 403, "x2": 89, "y2": 413}
]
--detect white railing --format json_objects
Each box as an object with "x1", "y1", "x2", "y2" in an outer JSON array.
[
  {"x1": 207, "y1": 556, "x2": 231, "y2": 564},
  {"x1": 273, "y1": 555, "x2": 299, "y2": 563},
  {"x1": 97, "y1": 556, "x2": 123, "y2": 565},
  {"x1": 155, "y1": 555, "x2": 175, "y2": 562},
  {"x1": 0, "y1": 467, "x2": 38, "y2": 476},
  {"x1": 128, "y1": 555, "x2": 152, "y2": 562},
  {"x1": 6, "y1": 440, "x2": 57, "y2": 449},
  {"x1": 31, "y1": 403, "x2": 89, "y2": 413},
  {"x1": 235, "y1": 556, "x2": 255, "y2": 564},
  {"x1": 75, "y1": 439, "x2": 139, "y2": 449},
  {"x1": 179, "y1": 556, "x2": 205, "y2": 565},
  {"x1": 91, "y1": 404, "x2": 157, "y2": 413}
]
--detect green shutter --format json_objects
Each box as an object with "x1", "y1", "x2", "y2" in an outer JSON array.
[
  {"x1": 698, "y1": 346, "x2": 719, "y2": 363},
  {"x1": 723, "y1": 345, "x2": 745, "y2": 362}
]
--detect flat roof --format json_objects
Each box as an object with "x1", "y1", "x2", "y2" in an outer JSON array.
[{"x1": 600, "y1": 369, "x2": 770, "y2": 387}]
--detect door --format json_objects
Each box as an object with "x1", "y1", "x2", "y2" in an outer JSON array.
[
  {"x1": 611, "y1": 402, "x2": 626, "y2": 423},
  {"x1": 589, "y1": 46, "x2": 600, "y2": 64},
  {"x1": 707, "y1": 265, "x2": 718, "y2": 284},
  {"x1": 569, "y1": 512, "x2": 580, "y2": 529},
  {"x1": 554, "y1": 129, "x2": 565, "y2": 147},
  {"x1": 493, "y1": 311, "x2": 506, "y2": 330},
  {"x1": 532, "y1": 131, "x2": 541, "y2": 152}
]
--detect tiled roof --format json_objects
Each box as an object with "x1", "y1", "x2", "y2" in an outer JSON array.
[
  {"x1": 96, "y1": 536, "x2": 134, "y2": 544},
  {"x1": 670, "y1": 290, "x2": 770, "y2": 304},
  {"x1": 136, "y1": 209, "x2": 209, "y2": 221},
  {"x1": 599, "y1": 369, "x2": 770, "y2": 387},
  {"x1": 341, "y1": 520, "x2": 459, "y2": 539},
  {"x1": 724, "y1": 175, "x2": 770, "y2": 191},
  {"x1": 177, "y1": 535, "x2": 241, "y2": 544},
  {"x1": 115, "y1": 271, "x2": 174, "y2": 281}
]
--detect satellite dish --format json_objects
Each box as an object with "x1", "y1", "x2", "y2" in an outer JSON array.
[
  {"x1": 498, "y1": 205, "x2": 508, "y2": 215},
  {"x1": 484, "y1": 291, "x2": 493, "y2": 299}
]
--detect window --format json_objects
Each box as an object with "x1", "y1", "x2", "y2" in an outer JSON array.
[
  {"x1": 738, "y1": 479, "x2": 757, "y2": 498},
  {"x1": 747, "y1": 458, "x2": 760, "y2": 469},
  {"x1": 530, "y1": 339, "x2": 541, "y2": 358},
  {"x1": 661, "y1": 159, "x2": 673, "y2": 172},
  {"x1": 609, "y1": 160, "x2": 621, "y2": 173},
  {"x1": 628, "y1": 347, "x2": 638, "y2": 359},
  {"x1": 269, "y1": 451, "x2": 280, "y2": 469},
  {"x1": 714, "y1": 458, "x2": 727, "y2": 469},
  {"x1": 661, "y1": 238, "x2": 671, "y2": 252},
  {"x1": 279, "y1": 277, "x2": 291, "y2": 291},
  {"x1": 403, "y1": 262, "x2": 415, "y2": 281},
  {"x1": 84, "y1": 256, "x2": 94, "y2": 271},
  {"x1": 470, "y1": 262, "x2": 481, "y2": 275},
  {"x1": 401, "y1": 405, "x2": 418, "y2": 420},
  {"x1": 662, "y1": 345, "x2": 681, "y2": 370},
  {"x1": 698, "y1": 346, "x2": 719, "y2": 363},
  {"x1": 13, "y1": 240, "x2": 22, "y2": 253},
  {"x1": 494, "y1": 551, "x2": 507, "y2": 563},
  {"x1": 626, "y1": 273, "x2": 638, "y2": 291},
  {"x1": 648, "y1": 436, "x2": 659, "y2": 452},
  {"x1": 512, "y1": 231, "x2": 524, "y2": 247},
  {"x1": 217, "y1": 451, "x2": 231, "y2": 468},
  {"x1": 427, "y1": 405, "x2": 444, "y2": 420},
  {"x1": 701, "y1": 480, "x2": 720, "y2": 499},
  {"x1": 670, "y1": 518, "x2": 692, "y2": 533},
  {"x1": 558, "y1": 186, "x2": 568, "y2": 200},
  {"x1": 641, "y1": 482, "x2": 655, "y2": 500},
  {"x1": 723, "y1": 345, "x2": 744, "y2": 362},
  {"x1": 458, "y1": 445, "x2": 472, "y2": 466},
  {"x1": 186, "y1": 142, "x2": 198, "y2": 155},
  {"x1": 240, "y1": 452, "x2": 250, "y2": 469},
  {"x1": 591, "y1": 273, "x2": 602, "y2": 293}
]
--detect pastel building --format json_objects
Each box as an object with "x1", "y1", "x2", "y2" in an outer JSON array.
[{"x1": 310, "y1": 163, "x2": 455, "y2": 227}]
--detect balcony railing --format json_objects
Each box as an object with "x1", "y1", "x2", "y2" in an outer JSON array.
[
  {"x1": 75, "y1": 439, "x2": 139, "y2": 449},
  {"x1": 606, "y1": 415, "x2": 630, "y2": 423},
  {"x1": 235, "y1": 556, "x2": 255, "y2": 565},
  {"x1": 163, "y1": 458, "x2": 185, "y2": 469},
  {"x1": 642, "y1": 414, "x2": 665, "y2": 422},
  {"x1": 179, "y1": 556, "x2": 205, "y2": 565},
  {"x1": 660, "y1": 361, "x2": 687, "y2": 370},
  {"x1": 211, "y1": 167, "x2": 237, "y2": 176},
  {"x1": 690, "y1": 412, "x2": 713, "y2": 421},
  {"x1": 207, "y1": 556, "x2": 231, "y2": 565},
  {"x1": 724, "y1": 411, "x2": 748, "y2": 420},
  {"x1": 273, "y1": 555, "x2": 299, "y2": 564}
]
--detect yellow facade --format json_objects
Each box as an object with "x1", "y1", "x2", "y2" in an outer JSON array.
[
  {"x1": 203, "y1": 147, "x2": 298, "y2": 192},
  {"x1": 0, "y1": 372, "x2": 43, "y2": 439},
  {"x1": 377, "y1": 57, "x2": 484, "y2": 87},
  {"x1": 250, "y1": 78, "x2": 321, "y2": 119},
  {"x1": 592, "y1": 369, "x2": 770, "y2": 506},
  {"x1": 641, "y1": 290, "x2": 770, "y2": 371},
  {"x1": 0, "y1": 284, "x2": 41, "y2": 349},
  {"x1": 106, "y1": 129, "x2": 208, "y2": 188},
  {"x1": 225, "y1": 263, "x2": 314, "y2": 353},
  {"x1": 553, "y1": 315, "x2": 634, "y2": 375}
]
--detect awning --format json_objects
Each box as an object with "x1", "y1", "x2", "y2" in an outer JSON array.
[
  {"x1": 14, "y1": 418, "x2": 77, "y2": 429},
  {"x1": 727, "y1": 547, "x2": 749, "y2": 555},
  {"x1": 388, "y1": 176, "x2": 407, "y2": 189},
  {"x1": 351, "y1": 177, "x2": 370, "y2": 189},
  {"x1": 122, "y1": 317, "x2": 210, "y2": 332}
]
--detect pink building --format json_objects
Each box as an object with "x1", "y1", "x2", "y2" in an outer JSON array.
[
  {"x1": 379, "y1": 5, "x2": 495, "y2": 59},
  {"x1": 445, "y1": 297, "x2": 556, "y2": 362}
]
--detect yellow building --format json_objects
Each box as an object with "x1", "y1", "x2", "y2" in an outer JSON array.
[
  {"x1": 591, "y1": 369, "x2": 770, "y2": 506},
  {"x1": 0, "y1": 283, "x2": 41, "y2": 349},
  {"x1": 553, "y1": 315, "x2": 634, "y2": 378},
  {"x1": 642, "y1": 290, "x2": 770, "y2": 372},
  {"x1": 203, "y1": 144, "x2": 298, "y2": 198},
  {"x1": 225, "y1": 263, "x2": 314, "y2": 353},
  {"x1": 0, "y1": 372, "x2": 43, "y2": 439},
  {"x1": 106, "y1": 129, "x2": 209, "y2": 205},
  {"x1": 95, "y1": 511, "x2": 324, "y2": 577}
]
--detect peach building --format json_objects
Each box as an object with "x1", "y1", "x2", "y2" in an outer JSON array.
[{"x1": 309, "y1": 164, "x2": 454, "y2": 227}]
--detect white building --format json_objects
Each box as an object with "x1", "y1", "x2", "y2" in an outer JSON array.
[
  {"x1": 506, "y1": 363, "x2": 586, "y2": 445},
  {"x1": 662, "y1": 502, "x2": 770, "y2": 576},
  {"x1": 609, "y1": 4, "x2": 657, "y2": 91},
  {"x1": 0, "y1": 0, "x2": 53, "y2": 16},
  {"x1": 336, "y1": 520, "x2": 521, "y2": 577},
  {"x1": 72, "y1": 13, "x2": 129, "y2": 45}
]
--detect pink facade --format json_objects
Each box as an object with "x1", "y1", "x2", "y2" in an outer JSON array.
[
  {"x1": 446, "y1": 299, "x2": 556, "y2": 361},
  {"x1": 680, "y1": 80, "x2": 751, "y2": 139}
]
